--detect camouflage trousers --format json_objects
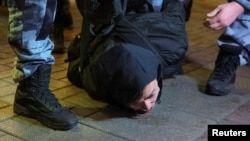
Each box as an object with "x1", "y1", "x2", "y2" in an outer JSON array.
[
  {"x1": 7, "y1": 0, "x2": 57, "y2": 82},
  {"x1": 217, "y1": 11, "x2": 250, "y2": 66}
]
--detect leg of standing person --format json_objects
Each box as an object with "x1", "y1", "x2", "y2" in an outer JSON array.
[
  {"x1": 8, "y1": 0, "x2": 78, "y2": 130},
  {"x1": 62, "y1": 0, "x2": 73, "y2": 28},
  {"x1": 51, "y1": 0, "x2": 73, "y2": 54},
  {"x1": 205, "y1": 14, "x2": 250, "y2": 96}
]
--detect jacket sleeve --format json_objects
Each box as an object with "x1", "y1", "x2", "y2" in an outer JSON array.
[{"x1": 234, "y1": 0, "x2": 250, "y2": 11}]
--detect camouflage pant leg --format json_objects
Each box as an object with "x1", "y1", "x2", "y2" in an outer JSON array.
[
  {"x1": 217, "y1": 12, "x2": 250, "y2": 66},
  {"x1": 7, "y1": 0, "x2": 57, "y2": 82}
]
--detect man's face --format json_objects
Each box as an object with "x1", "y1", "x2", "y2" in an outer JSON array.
[{"x1": 129, "y1": 79, "x2": 160, "y2": 113}]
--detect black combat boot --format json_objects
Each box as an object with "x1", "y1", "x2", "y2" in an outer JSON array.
[
  {"x1": 13, "y1": 64, "x2": 78, "y2": 130},
  {"x1": 205, "y1": 50, "x2": 240, "y2": 96}
]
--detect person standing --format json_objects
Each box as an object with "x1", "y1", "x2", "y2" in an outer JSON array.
[{"x1": 7, "y1": 0, "x2": 78, "y2": 130}]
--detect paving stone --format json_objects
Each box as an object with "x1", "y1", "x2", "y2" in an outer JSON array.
[
  {"x1": 50, "y1": 70, "x2": 68, "y2": 80},
  {"x1": 223, "y1": 101, "x2": 250, "y2": 124},
  {"x1": 0, "y1": 64, "x2": 11, "y2": 72},
  {"x1": 53, "y1": 85, "x2": 83, "y2": 99},
  {"x1": 161, "y1": 75, "x2": 250, "y2": 122},
  {"x1": 234, "y1": 75, "x2": 250, "y2": 95},
  {"x1": 0, "y1": 117, "x2": 47, "y2": 140},
  {"x1": 0, "y1": 70, "x2": 12, "y2": 79},
  {"x1": 0, "y1": 134, "x2": 23, "y2": 141},
  {"x1": 79, "y1": 105, "x2": 215, "y2": 141},
  {"x1": 0, "y1": 131, "x2": 5, "y2": 137},
  {"x1": 0, "y1": 106, "x2": 14, "y2": 121},
  {"x1": 49, "y1": 78, "x2": 70, "y2": 90},
  {"x1": 0, "y1": 117, "x2": 126, "y2": 141},
  {"x1": 36, "y1": 124, "x2": 128, "y2": 141},
  {"x1": 51, "y1": 65, "x2": 67, "y2": 73},
  {"x1": 0, "y1": 100, "x2": 9, "y2": 109},
  {"x1": 64, "y1": 93, "x2": 108, "y2": 109},
  {"x1": 0, "y1": 80, "x2": 9, "y2": 87},
  {"x1": 0, "y1": 85, "x2": 16, "y2": 96},
  {"x1": 0, "y1": 94, "x2": 14, "y2": 105}
]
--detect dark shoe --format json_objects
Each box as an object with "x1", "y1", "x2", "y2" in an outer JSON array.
[
  {"x1": 205, "y1": 51, "x2": 240, "y2": 96},
  {"x1": 50, "y1": 24, "x2": 65, "y2": 54},
  {"x1": 13, "y1": 64, "x2": 78, "y2": 130}
]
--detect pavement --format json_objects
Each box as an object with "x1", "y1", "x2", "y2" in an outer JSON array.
[{"x1": 0, "y1": 0, "x2": 250, "y2": 141}]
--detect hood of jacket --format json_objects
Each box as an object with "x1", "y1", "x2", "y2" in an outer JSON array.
[{"x1": 98, "y1": 43, "x2": 162, "y2": 109}]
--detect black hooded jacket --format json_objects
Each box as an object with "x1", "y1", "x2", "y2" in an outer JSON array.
[{"x1": 68, "y1": 0, "x2": 187, "y2": 109}]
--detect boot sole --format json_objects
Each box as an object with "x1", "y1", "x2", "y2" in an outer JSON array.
[
  {"x1": 14, "y1": 103, "x2": 77, "y2": 131},
  {"x1": 205, "y1": 86, "x2": 232, "y2": 96}
]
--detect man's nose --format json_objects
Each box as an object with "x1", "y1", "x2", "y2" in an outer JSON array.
[{"x1": 143, "y1": 100, "x2": 154, "y2": 112}]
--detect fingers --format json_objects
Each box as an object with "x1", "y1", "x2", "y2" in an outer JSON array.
[
  {"x1": 207, "y1": 7, "x2": 221, "y2": 17},
  {"x1": 205, "y1": 22, "x2": 223, "y2": 30},
  {"x1": 204, "y1": 7, "x2": 223, "y2": 30}
]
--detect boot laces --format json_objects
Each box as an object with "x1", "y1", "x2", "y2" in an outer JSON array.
[
  {"x1": 213, "y1": 56, "x2": 238, "y2": 81},
  {"x1": 35, "y1": 89, "x2": 63, "y2": 111}
]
